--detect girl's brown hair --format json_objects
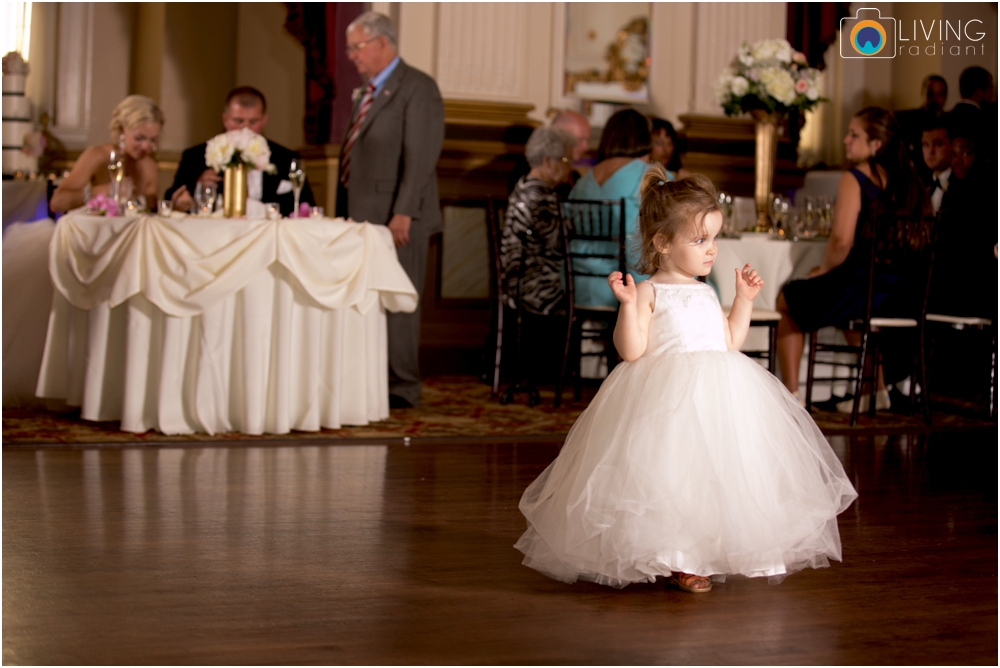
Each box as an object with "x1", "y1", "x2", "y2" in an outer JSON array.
[{"x1": 634, "y1": 166, "x2": 720, "y2": 275}]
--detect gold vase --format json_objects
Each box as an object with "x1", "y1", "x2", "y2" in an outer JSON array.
[
  {"x1": 750, "y1": 110, "x2": 780, "y2": 232},
  {"x1": 223, "y1": 163, "x2": 247, "y2": 218}
]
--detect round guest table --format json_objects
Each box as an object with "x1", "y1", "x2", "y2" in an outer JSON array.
[
  {"x1": 35, "y1": 211, "x2": 418, "y2": 435},
  {"x1": 710, "y1": 236, "x2": 828, "y2": 310}
]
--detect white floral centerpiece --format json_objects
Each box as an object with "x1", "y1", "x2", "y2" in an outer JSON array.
[
  {"x1": 205, "y1": 127, "x2": 276, "y2": 174},
  {"x1": 714, "y1": 39, "x2": 824, "y2": 231},
  {"x1": 714, "y1": 39, "x2": 824, "y2": 117}
]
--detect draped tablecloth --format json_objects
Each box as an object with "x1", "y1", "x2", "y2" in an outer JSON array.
[
  {"x1": 708, "y1": 237, "x2": 828, "y2": 353},
  {"x1": 710, "y1": 237, "x2": 828, "y2": 310},
  {"x1": 36, "y1": 212, "x2": 418, "y2": 435}
]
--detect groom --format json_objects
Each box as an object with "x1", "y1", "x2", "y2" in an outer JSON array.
[{"x1": 165, "y1": 86, "x2": 314, "y2": 216}]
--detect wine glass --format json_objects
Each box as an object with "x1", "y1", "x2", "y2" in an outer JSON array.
[
  {"x1": 288, "y1": 159, "x2": 305, "y2": 218},
  {"x1": 817, "y1": 195, "x2": 832, "y2": 235},
  {"x1": 769, "y1": 194, "x2": 782, "y2": 232},
  {"x1": 717, "y1": 191, "x2": 734, "y2": 236},
  {"x1": 802, "y1": 196, "x2": 816, "y2": 237}
]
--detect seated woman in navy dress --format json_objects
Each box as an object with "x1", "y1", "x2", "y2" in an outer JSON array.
[{"x1": 775, "y1": 107, "x2": 932, "y2": 410}]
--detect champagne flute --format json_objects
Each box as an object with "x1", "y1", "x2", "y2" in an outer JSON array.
[
  {"x1": 107, "y1": 149, "x2": 122, "y2": 203},
  {"x1": 288, "y1": 159, "x2": 305, "y2": 218}
]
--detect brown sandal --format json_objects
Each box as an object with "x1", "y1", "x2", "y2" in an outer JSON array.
[{"x1": 668, "y1": 572, "x2": 713, "y2": 593}]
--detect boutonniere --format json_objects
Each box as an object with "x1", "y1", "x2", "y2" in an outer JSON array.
[{"x1": 351, "y1": 87, "x2": 363, "y2": 104}]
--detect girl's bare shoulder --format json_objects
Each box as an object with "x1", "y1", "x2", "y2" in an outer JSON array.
[{"x1": 635, "y1": 279, "x2": 657, "y2": 312}]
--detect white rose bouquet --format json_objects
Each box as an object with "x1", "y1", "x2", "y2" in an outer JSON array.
[
  {"x1": 205, "y1": 127, "x2": 277, "y2": 174},
  {"x1": 714, "y1": 38, "x2": 824, "y2": 117}
]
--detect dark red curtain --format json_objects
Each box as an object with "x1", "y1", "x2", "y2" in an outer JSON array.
[
  {"x1": 786, "y1": 3, "x2": 852, "y2": 69},
  {"x1": 285, "y1": 3, "x2": 364, "y2": 145},
  {"x1": 285, "y1": 3, "x2": 337, "y2": 145}
]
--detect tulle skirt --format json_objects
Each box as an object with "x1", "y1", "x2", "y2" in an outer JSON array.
[
  {"x1": 3, "y1": 219, "x2": 56, "y2": 406},
  {"x1": 515, "y1": 350, "x2": 858, "y2": 588}
]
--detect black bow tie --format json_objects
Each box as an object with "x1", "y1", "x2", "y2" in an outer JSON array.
[{"x1": 932, "y1": 178, "x2": 942, "y2": 192}]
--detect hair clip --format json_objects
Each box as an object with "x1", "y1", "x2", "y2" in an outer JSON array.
[{"x1": 657, "y1": 180, "x2": 665, "y2": 186}]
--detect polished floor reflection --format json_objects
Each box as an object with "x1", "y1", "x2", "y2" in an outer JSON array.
[{"x1": 3, "y1": 431, "x2": 996, "y2": 664}]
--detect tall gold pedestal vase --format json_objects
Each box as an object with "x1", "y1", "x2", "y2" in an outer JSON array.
[
  {"x1": 223, "y1": 163, "x2": 248, "y2": 218},
  {"x1": 750, "y1": 110, "x2": 780, "y2": 231}
]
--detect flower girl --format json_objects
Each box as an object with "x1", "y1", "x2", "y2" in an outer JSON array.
[{"x1": 515, "y1": 170, "x2": 857, "y2": 593}]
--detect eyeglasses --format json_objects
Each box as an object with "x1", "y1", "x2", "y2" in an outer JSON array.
[{"x1": 345, "y1": 36, "x2": 381, "y2": 55}]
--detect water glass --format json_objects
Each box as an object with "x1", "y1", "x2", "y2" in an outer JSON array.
[
  {"x1": 158, "y1": 200, "x2": 173, "y2": 217},
  {"x1": 195, "y1": 183, "x2": 217, "y2": 215}
]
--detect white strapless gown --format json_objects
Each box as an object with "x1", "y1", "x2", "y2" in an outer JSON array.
[{"x1": 515, "y1": 282, "x2": 858, "y2": 588}]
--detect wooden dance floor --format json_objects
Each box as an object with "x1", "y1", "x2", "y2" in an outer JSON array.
[{"x1": 3, "y1": 430, "x2": 996, "y2": 664}]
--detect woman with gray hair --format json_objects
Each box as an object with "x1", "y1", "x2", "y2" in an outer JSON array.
[
  {"x1": 497, "y1": 125, "x2": 575, "y2": 391},
  {"x1": 500, "y1": 125, "x2": 576, "y2": 316}
]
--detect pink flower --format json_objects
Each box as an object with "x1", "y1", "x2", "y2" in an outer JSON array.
[
  {"x1": 795, "y1": 79, "x2": 809, "y2": 94},
  {"x1": 22, "y1": 132, "x2": 46, "y2": 158},
  {"x1": 298, "y1": 202, "x2": 311, "y2": 218},
  {"x1": 87, "y1": 193, "x2": 120, "y2": 217},
  {"x1": 747, "y1": 68, "x2": 760, "y2": 82},
  {"x1": 792, "y1": 51, "x2": 808, "y2": 65}
]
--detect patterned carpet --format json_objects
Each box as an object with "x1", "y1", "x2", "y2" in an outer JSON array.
[{"x1": 2, "y1": 375, "x2": 994, "y2": 446}]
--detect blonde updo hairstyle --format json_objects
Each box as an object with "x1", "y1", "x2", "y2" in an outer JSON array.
[
  {"x1": 634, "y1": 166, "x2": 720, "y2": 275},
  {"x1": 109, "y1": 95, "x2": 165, "y2": 139}
]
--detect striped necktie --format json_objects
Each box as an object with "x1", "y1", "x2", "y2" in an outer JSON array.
[{"x1": 340, "y1": 82, "x2": 376, "y2": 187}]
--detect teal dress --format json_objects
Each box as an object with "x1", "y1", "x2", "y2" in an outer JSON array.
[{"x1": 567, "y1": 160, "x2": 673, "y2": 308}]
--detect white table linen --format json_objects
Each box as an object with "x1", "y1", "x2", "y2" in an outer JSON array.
[
  {"x1": 711, "y1": 237, "x2": 828, "y2": 310},
  {"x1": 35, "y1": 211, "x2": 418, "y2": 435},
  {"x1": 709, "y1": 236, "x2": 851, "y2": 399}
]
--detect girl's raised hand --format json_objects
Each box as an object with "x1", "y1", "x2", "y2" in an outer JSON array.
[
  {"x1": 608, "y1": 271, "x2": 637, "y2": 304},
  {"x1": 734, "y1": 263, "x2": 764, "y2": 301}
]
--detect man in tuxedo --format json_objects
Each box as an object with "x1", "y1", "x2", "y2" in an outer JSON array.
[
  {"x1": 165, "y1": 87, "x2": 314, "y2": 216},
  {"x1": 336, "y1": 11, "x2": 444, "y2": 408},
  {"x1": 895, "y1": 74, "x2": 947, "y2": 177},
  {"x1": 920, "y1": 122, "x2": 952, "y2": 215}
]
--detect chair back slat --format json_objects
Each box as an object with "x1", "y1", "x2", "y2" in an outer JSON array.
[{"x1": 562, "y1": 198, "x2": 628, "y2": 279}]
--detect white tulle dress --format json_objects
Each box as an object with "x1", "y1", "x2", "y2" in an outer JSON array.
[{"x1": 515, "y1": 281, "x2": 858, "y2": 588}]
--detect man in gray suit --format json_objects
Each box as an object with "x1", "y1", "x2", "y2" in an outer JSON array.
[{"x1": 337, "y1": 11, "x2": 444, "y2": 408}]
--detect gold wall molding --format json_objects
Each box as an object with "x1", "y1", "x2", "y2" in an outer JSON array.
[{"x1": 444, "y1": 99, "x2": 538, "y2": 127}]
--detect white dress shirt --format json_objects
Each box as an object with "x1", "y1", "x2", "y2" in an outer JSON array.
[{"x1": 930, "y1": 167, "x2": 951, "y2": 214}]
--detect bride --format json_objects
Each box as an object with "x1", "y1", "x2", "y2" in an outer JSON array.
[
  {"x1": 49, "y1": 94, "x2": 164, "y2": 212},
  {"x1": 3, "y1": 95, "x2": 164, "y2": 406}
]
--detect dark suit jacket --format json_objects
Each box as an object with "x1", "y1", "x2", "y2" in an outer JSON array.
[
  {"x1": 336, "y1": 59, "x2": 444, "y2": 236},
  {"x1": 165, "y1": 139, "x2": 315, "y2": 216}
]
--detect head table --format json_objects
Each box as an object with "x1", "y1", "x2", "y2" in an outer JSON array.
[{"x1": 35, "y1": 211, "x2": 418, "y2": 435}]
